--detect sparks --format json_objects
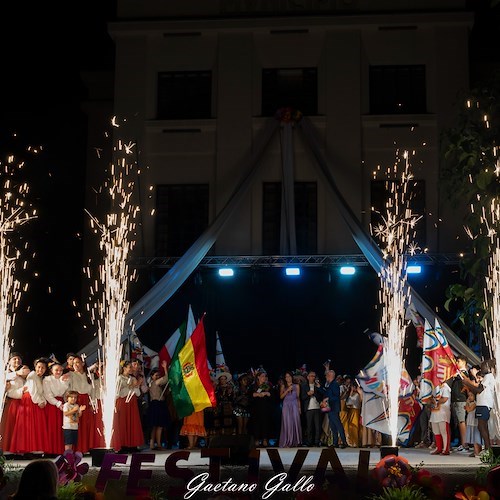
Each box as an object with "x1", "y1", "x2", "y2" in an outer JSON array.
[
  {"x1": 84, "y1": 128, "x2": 138, "y2": 449},
  {"x1": 373, "y1": 151, "x2": 420, "y2": 445},
  {"x1": 0, "y1": 153, "x2": 36, "y2": 427}
]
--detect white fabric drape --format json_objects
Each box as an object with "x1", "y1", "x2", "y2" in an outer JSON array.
[
  {"x1": 79, "y1": 117, "x2": 280, "y2": 361},
  {"x1": 297, "y1": 116, "x2": 480, "y2": 365},
  {"x1": 280, "y1": 122, "x2": 297, "y2": 255}
]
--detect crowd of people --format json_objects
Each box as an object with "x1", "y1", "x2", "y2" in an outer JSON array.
[{"x1": 1, "y1": 351, "x2": 498, "y2": 459}]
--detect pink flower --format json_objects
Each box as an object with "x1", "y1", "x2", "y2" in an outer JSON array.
[{"x1": 54, "y1": 449, "x2": 90, "y2": 485}]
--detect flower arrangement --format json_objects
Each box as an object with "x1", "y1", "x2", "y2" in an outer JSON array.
[
  {"x1": 54, "y1": 450, "x2": 90, "y2": 486},
  {"x1": 372, "y1": 455, "x2": 412, "y2": 489}
]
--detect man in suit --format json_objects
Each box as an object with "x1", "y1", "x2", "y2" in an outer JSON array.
[
  {"x1": 300, "y1": 371, "x2": 322, "y2": 446},
  {"x1": 320, "y1": 369, "x2": 347, "y2": 448}
]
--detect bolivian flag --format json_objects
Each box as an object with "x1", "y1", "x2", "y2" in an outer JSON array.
[{"x1": 168, "y1": 314, "x2": 216, "y2": 418}]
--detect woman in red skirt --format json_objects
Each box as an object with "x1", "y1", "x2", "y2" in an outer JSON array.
[
  {"x1": 1, "y1": 353, "x2": 24, "y2": 451},
  {"x1": 43, "y1": 361, "x2": 70, "y2": 456},
  {"x1": 2, "y1": 363, "x2": 30, "y2": 452},
  {"x1": 113, "y1": 360, "x2": 144, "y2": 451},
  {"x1": 68, "y1": 355, "x2": 104, "y2": 453},
  {"x1": 10, "y1": 358, "x2": 50, "y2": 454}
]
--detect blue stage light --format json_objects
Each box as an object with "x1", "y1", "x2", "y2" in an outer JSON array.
[
  {"x1": 218, "y1": 268, "x2": 234, "y2": 277},
  {"x1": 340, "y1": 266, "x2": 356, "y2": 275},
  {"x1": 285, "y1": 267, "x2": 301, "y2": 276},
  {"x1": 407, "y1": 265, "x2": 422, "y2": 274}
]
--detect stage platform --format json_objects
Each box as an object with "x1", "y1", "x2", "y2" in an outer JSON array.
[{"x1": 0, "y1": 447, "x2": 486, "y2": 500}]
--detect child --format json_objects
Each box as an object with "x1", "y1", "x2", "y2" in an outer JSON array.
[
  {"x1": 63, "y1": 390, "x2": 86, "y2": 451},
  {"x1": 465, "y1": 388, "x2": 482, "y2": 457},
  {"x1": 147, "y1": 360, "x2": 169, "y2": 450}
]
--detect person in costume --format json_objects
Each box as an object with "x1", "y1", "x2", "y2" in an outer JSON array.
[
  {"x1": 43, "y1": 361, "x2": 70, "y2": 455},
  {"x1": 147, "y1": 360, "x2": 169, "y2": 450},
  {"x1": 213, "y1": 367, "x2": 236, "y2": 436},
  {"x1": 279, "y1": 371, "x2": 302, "y2": 447},
  {"x1": 1, "y1": 353, "x2": 24, "y2": 451},
  {"x1": 233, "y1": 373, "x2": 252, "y2": 435},
  {"x1": 2, "y1": 364, "x2": 30, "y2": 452},
  {"x1": 180, "y1": 410, "x2": 207, "y2": 449},
  {"x1": 10, "y1": 358, "x2": 50, "y2": 454},
  {"x1": 429, "y1": 380, "x2": 452, "y2": 455},
  {"x1": 113, "y1": 360, "x2": 145, "y2": 451},
  {"x1": 68, "y1": 355, "x2": 104, "y2": 453},
  {"x1": 250, "y1": 369, "x2": 275, "y2": 447}
]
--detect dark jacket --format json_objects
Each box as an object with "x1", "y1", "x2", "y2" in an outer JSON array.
[
  {"x1": 300, "y1": 382, "x2": 322, "y2": 412},
  {"x1": 319, "y1": 380, "x2": 341, "y2": 412}
]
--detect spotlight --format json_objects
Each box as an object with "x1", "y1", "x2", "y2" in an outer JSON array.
[
  {"x1": 285, "y1": 267, "x2": 301, "y2": 276},
  {"x1": 340, "y1": 266, "x2": 356, "y2": 275},
  {"x1": 407, "y1": 265, "x2": 422, "y2": 274},
  {"x1": 218, "y1": 268, "x2": 234, "y2": 277}
]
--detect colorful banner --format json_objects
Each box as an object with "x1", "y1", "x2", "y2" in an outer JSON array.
[{"x1": 419, "y1": 318, "x2": 461, "y2": 404}]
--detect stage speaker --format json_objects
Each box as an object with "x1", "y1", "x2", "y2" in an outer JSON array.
[{"x1": 208, "y1": 434, "x2": 256, "y2": 465}]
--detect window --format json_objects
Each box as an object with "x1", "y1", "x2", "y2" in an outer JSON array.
[
  {"x1": 155, "y1": 184, "x2": 209, "y2": 256},
  {"x1": 369, "y1": 65, "x2": 426, "y2": 114},
  {"x1": 262, "y1": 68, "x2": 318, "y2": 116},
  {"x1": 157, "y1": 71, "x2": 212, "y2": 119},
  {"x1": 262, "y1": 182, "x2": 317, "y2": 254},
  {"x1": 370, "y1": 179, "x2": 426, "y2": 247}
]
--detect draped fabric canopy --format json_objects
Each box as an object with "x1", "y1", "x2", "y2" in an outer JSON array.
[{"x1": 79, "y1": 112, "x2": 479, "y2": 366}]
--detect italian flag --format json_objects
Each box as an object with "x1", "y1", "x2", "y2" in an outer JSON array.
[
  {"x1": 168, "y1": 314, "x2": 216, "y2": 418},
  {"x1": 158, "y1": 305, "x2": 196, "y2": 370}
]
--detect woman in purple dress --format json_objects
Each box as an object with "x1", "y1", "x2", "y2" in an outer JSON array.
[{"x1": 279, "y1": 371, "x2": 302, "y2": 447}]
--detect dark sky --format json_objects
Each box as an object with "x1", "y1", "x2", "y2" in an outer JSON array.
[{"x1": 0, "y1": 1, "x2": 498, "y2": 375}]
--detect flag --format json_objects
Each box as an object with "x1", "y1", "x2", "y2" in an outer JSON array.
[
  {"x1": 159, "y1": 305, "x2": 196, "y2": 369},
  {"x1": 357, "y1": 344, "x2": 420, "y2": 445},
  {"x1": 129, "y1": 331, "x2": 159, "y2": 369},
  {"x1": 215, "y1": 331, "x2": 226, "y2": 367},
  {"x1": 405, "y1": 302, "x2": 425, "y2": 348},
  {"x1": 419, "y1": 318, "x2": 461, "y2": 404},
  {"x1": 168, "y1": 314, "x2": 216, "y2": 418}
]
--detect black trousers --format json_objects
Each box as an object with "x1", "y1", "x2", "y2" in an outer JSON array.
[{"x1": 305, "y1": 409, "x2": 322, "y2": 445}]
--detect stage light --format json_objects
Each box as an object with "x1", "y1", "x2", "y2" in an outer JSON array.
[
  {"x1": 407, "y1": 265, "x2": 422, "y2": 274},
  {"x1": 218, "y1": 268, "x2": 234, "y2": 277},
  {"x1": 285, "y1": 267, "x2": 301, "y2": 276},
  {"x1": 340, "y1": 266, "x2": 356, "y2": 275}
]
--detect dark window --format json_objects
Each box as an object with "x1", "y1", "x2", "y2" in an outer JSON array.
[
  {"x1": 369, "y1": 65, "x2": 426, "y2": 114},
  {"x1": 262, "y1": 182, "x2": 317, "y2": 254},
  {"x1": 155, "y1": 184, "x2": 209, "y2": 256},
  {"x1": 262, "y1": 68, "x2": 317, "y2": 116},
  {"x1": 370, "y1": 179, "x2": 426, "y2": 247},
  {"x1": 157, "y1": 71, "x2": 212, "y2": 119}
]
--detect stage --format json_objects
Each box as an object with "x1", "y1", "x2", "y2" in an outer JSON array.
[{"x1": 1, "y1": 446, "x2": 486, "y2": 500}]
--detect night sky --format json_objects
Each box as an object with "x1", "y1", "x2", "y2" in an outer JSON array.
[{"x1": 0, "y1": 1, "x2": 498, "y2": 378}]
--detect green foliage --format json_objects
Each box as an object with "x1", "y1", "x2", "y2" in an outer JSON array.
[
  {"x1": 475, "y1": 448, "x2": 500, "y2": 484},
  {"x1": 369, "y1": 485, "x2": 430, "y2": 500},
  {"x1": 0, "y1": 455, "x2": 24, "y2": 483},
  {"x1": 440, "y1": 72, "x2": 500, "y2": 340},
  {"x1": 56, "y1": 481, "x2": 88, "y2": 500}
]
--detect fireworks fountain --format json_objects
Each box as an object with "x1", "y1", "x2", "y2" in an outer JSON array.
[
  {"x1": 0, "y1": 153, "x2": 36, "y2": 431},
  {"x1": 482, "y1": 184, "x2": 500, "y2": 436},
  {"x1": 372, "y1": 151, "x2": 421, "y2": 446},
  {"x1": 85, "y1": 129, "x2": 138, "y2": 449}
]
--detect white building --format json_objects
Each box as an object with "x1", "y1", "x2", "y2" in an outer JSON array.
[{"x1": 81, "y1": 1, "x2": 478, "y2": 363}]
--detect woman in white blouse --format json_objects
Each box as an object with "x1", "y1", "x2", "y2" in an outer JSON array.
[
  {"x1": 68, "y1": 355, "x2": 105, "y2": 453},
  {"x1": 43, "y1": 361, "x2": 70, "y2": 455},
  {"x1": 112, "y1": 360, "x2": 145, "y2": 451},
  {"x1": 10, "y1": 358, "x2": 50, "y2": 454},
  {"x1": 2, "y1": 364, "x2": 30, "y2": 452}
]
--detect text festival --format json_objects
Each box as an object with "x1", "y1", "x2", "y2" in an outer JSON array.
[{"x1": 94, "y1": 447, "x2": 366, "y2": 498}]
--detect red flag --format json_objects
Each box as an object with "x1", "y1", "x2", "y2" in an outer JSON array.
[{"x1": 419, "y1": 318, "x2": 460, "y2": 404}]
